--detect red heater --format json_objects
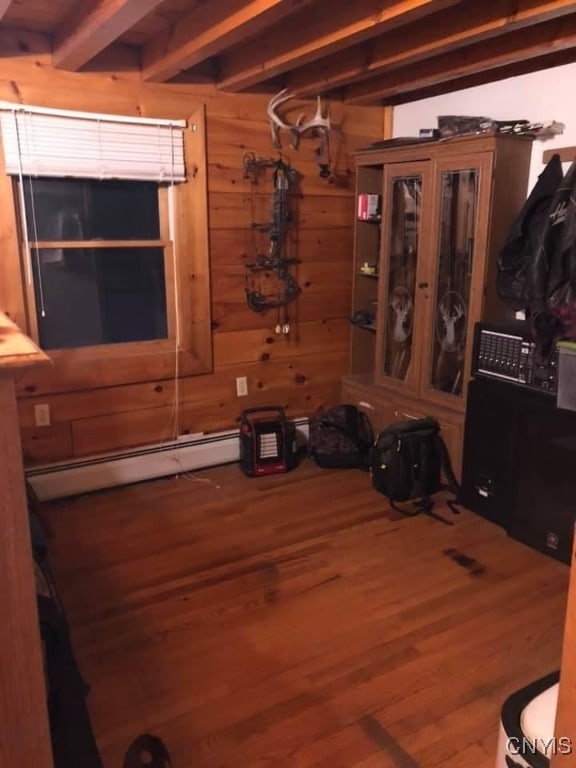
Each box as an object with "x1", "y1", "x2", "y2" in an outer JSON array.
[{"x1": 239, "y1": 407, "x2": 298, "y2": 477}]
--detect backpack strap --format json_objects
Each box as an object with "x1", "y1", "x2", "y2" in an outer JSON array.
[
  {"x1": 414, "y1": 437, "x2": 456, "y2": 525},
  {"x1": 345, "y1": 405, "x2": 372, "y2": 450},
  {"x1": 344, "y1": 404, "x2": 358, "y2": 438},
  {"x1": 414, "y1": 499, "x2": 455, "y2": 525},
  {"x1": 434, "y1": 433, "x2": 461, "y2": 515}
]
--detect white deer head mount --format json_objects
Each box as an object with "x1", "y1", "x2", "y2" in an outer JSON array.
[
  {"x1": 389, "y1": 288, "x2": 413, "y2": 345},
  {"x1": 437, "y1": 292, "x2": 466, "y2": 352}
]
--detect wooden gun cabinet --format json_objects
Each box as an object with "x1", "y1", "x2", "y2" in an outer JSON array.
[{"x1": 343, "y1": 135, "x2": 533, "y2": 477}]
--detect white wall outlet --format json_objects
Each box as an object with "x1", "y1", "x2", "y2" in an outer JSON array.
[
  {"x1": 34, "y1": 403, "x2": 51, "y2": 427},
  {"x1": 236, "y1": 376, "x2": 248, "y2": 397}
]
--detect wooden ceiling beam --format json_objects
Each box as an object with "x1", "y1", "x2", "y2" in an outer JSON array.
[
  {"x1": 345, "y1": 13, "x2": 576, "y2": 104},
  {"x1": 142, "y1": 0, "x2": 318, "y2": 84},
  {"x1": 53, "y1": 0, "x2": 164, "y2": 71},
  {"x1": 0, "y1": 1, "x2": 13, "y2": 23},
  {"x1": 288, "y1": 0, "x2": 576, "y2": 97},
  {"x1": 384, "y1": 46, "x2": 576, "y2": 105},
  {"x1": 217, "y1": 0, "x2": 460, "y2": 92}
]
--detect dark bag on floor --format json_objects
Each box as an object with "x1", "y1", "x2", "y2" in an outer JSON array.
[
  {"x1": 38, "y1": 595, "x2": 103, "y2": 768},
  {"x1": 308, "y1": 404, "x2": 373, "y2": 468},
  {"x1": 370, "y1": 417, "x2": 459, "y2": 519},
  {"x1": 28, "y1": 492, "x2": 103, "y2": 768}
]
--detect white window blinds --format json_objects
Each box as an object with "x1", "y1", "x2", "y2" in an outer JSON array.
[{"x1": 0, "y1": 102, "x2": 186, "y2": 181}]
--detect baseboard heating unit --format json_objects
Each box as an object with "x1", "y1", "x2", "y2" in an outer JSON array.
[{"x1": 26, "y1": 418, "x2": 309, "y2": 501}]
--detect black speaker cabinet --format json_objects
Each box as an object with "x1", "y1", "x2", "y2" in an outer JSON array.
[
  {"x1": 460, "y1": 377, "x2": 521, "y2": 528},
  {"x1": 461, "y1": 376, "x2": 575, "y2": 564},
  {"x1": 510, "y1": 394, "x2": 576, "y2": 565}
]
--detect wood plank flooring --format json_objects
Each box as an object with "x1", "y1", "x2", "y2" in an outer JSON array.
[{"x1": 42, "y1": 461, "x2": 569, "y2": 768}]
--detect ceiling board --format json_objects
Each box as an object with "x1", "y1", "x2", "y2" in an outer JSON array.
[{"x1": 0, "y1": 0, "x2": 575, "y2": 106}]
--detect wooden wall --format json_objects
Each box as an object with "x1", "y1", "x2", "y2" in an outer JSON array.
[
  {"x1": 552, "y1": 531, "x2": 576, "y2": 767},
  {"x1": 0, "y1": 32, "x2": 387, "y2": 465}
]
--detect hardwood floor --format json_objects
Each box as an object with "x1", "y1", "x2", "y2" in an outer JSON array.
[{"x1": 43, "y1": 461, "x2": 569, "y2": 768}]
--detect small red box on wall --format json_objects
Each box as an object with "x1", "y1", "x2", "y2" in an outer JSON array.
[{"x1": 357, "y1": 193, "x2": 381, "y2": 221}]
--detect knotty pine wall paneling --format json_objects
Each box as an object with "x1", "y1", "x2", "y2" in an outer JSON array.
[{"x1": 0, "y1": 39, "x2": 387, "y2": 464}]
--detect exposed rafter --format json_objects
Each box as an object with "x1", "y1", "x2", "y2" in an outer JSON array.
[
  {"x1": 345, "y1": 13, "x2": 576, "y2": 104},
  {"x1": 288, "y1": 0, "x2": 576, "y2": 97},
  {"x1": 142, "y1": 0, "x2": 318, "y2": 84},
  {"x1": 386, "y1": 45, "x2": 576, "y2": 105},
  {"x1": 217, "y1": 0, "x2": 460, "y2": 92},
  {"x1": 2, "y1": 0, "x2": 576, "y2": 107},
  {"x1": 53, "y1": 0, "x2": 165, "y2": 71}
]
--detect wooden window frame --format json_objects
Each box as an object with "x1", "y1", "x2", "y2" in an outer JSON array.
[
  {"x1": 20, "y1": 185, "x2": 176, "y2": 357},
  {"x1": 0, "y1": 106, "x2": 212, "y2": 396}
]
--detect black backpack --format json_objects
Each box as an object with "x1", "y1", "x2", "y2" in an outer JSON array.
[
  {"x1": 308, "y1": 404, "x2": 373, "y2": 469},
  {"x1": 370, "y1": 417, "x2": 460, "y2": 523}
]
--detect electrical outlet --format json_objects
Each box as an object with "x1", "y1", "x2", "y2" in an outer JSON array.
[
  {"x1": 236, "y1": 376, "x2": 248, "y2": 397},
  {"x1": 34, "y1": 403, "x2": 51, "y2": 427}
]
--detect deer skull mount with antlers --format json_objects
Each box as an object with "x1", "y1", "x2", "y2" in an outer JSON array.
[{"x1": 267, "y1": 89, "x2": 332, "y2": 177}]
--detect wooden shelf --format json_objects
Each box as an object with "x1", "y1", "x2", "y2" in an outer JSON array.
[
  {"x1": 357, "y1": 271, "x2": 378, "y2": 279},
  {"x1": 351, "y1": 322, "x2": 376, "y2": 332}
]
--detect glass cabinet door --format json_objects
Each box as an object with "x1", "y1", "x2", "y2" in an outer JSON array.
[
  {"x1": 376, "y1": 163, "x2": 430, "y2": 391},
  {"x1": 428, "y1": 165, "x2": 479, "y2": 397}
]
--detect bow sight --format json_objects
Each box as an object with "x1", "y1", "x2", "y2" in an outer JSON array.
[{"x1": 243, "y1": 153, "x2": 301, "y2": 334}]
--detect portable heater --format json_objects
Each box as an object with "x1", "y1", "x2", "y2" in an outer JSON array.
[{"x1": 239, "y1": 406, "x2": 298, "y2": 477}]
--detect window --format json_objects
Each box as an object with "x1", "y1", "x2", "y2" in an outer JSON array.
[
  {"x1": 20, "y1": 177, "x2": 172, "y2": 351},
  {"x1": 0, "y1": 102, "x2": 212, "y2": 387}
]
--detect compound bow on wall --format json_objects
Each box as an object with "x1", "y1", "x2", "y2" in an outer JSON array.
[{"x1": 243, "y1": 153, "x2": 301, "y2": 335}]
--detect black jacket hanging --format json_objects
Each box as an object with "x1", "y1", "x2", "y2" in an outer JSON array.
[
  {"x1": 496, "y1": 153, "x2": 563, "y2": 311},
  {"x1": 545, "y1": 160, "x2": 576, "y2": 340},
  {"x1": 531, "y1": 160, "x2": 576, "y2": 355}
]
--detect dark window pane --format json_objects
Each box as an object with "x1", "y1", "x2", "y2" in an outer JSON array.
[
  {"x1": 23, "y1": 178, "x2": 160, "y2": 241},
  {"x1": 33, "y1": 247, "x2": 168, "y2": 349}
]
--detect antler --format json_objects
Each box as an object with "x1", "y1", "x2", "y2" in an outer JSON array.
[
  {"x1": 295, "y1": 95, "x2": 331, "y2": 140},
  {"x1": 267, "y1": 88, "x2": 295, "y2": 149},
  {"x1": 267, "y1": 89, "x2": 331, "y2": 150}
]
